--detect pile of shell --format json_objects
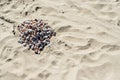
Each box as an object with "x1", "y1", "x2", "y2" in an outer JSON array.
[{"x1": 17, "y1": 19, "x2": 56, "y2": 54}]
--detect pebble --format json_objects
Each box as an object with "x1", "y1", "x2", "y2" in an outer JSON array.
[{"x1": 16, "y1": 19, "x2": 56, "y2": 54}]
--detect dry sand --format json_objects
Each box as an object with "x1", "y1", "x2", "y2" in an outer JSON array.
[{"x1": 0, "y1": 0, "x2": 120, "y2": 80}]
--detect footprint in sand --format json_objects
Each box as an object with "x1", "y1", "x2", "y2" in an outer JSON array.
[
  {"x1": 57, "y1": 25, "x2": 72, "y2": 32},
  {"x1": 0, "y1": 45, "x2": 12, "y2": 59},
  {"x1": 21, "y1": 73, "x2": 27, "y2": 79},
  {"x1": 117, "y1": 20, "x2": 120, "y2": 27},
  {"x1": 101, "y1": 44, "x2": 120, "y2": 51},
  {"x1": 6, "y1": 58, "x2": 12, "y2": 62},
  {"x1": 38, "y1": 70, "x2": 51, "y2": 79}
]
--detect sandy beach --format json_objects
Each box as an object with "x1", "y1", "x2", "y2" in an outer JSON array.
[{"x1": 0, "y1": 0, "x2": 120, "y2": 80}]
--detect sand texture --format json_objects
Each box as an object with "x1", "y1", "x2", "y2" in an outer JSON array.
[{"x1": 0, "y1": 0, "x2": 120, "y2": 80}]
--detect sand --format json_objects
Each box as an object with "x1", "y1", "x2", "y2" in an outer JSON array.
[{"x1": 0, "y1": 0, "x2": 120, "y2": 80}]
